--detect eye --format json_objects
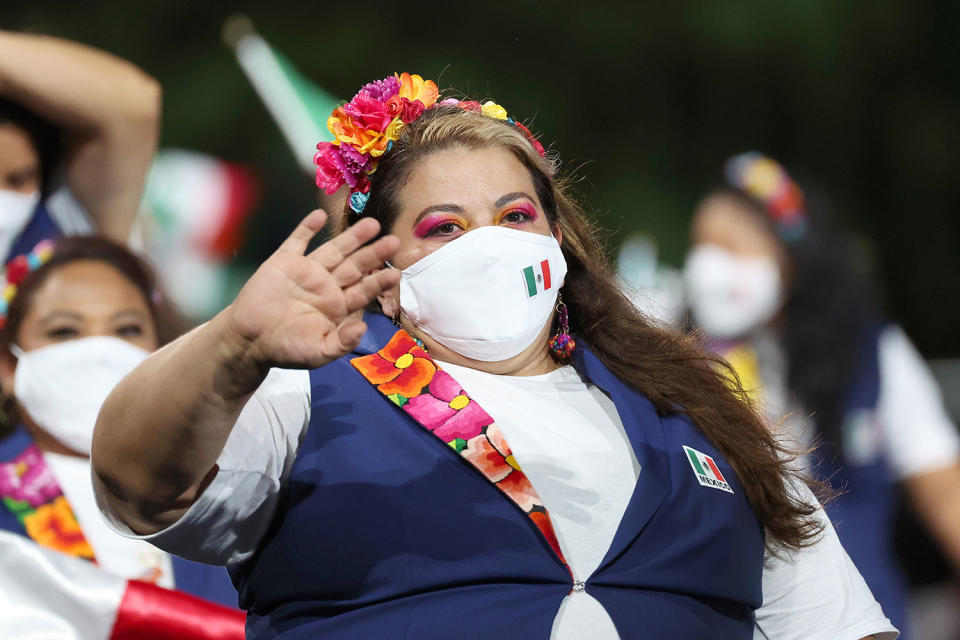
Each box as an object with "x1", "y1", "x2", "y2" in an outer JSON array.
[
  {"x1": 424, "y1": 221, "x2": 464, "y2": 237},
  {"x1": 501, "y1": 209, "x2": 532, "y2": 224},
  {"x1": 46, "y1": 326, "x2": 79, "y2": 341},
  {"x1": 115, "y1": 324, "x2": 144, "y2": 338}
]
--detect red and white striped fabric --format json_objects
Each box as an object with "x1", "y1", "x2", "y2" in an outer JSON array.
[{"x1": 0, "y1": 530, "x2": 245, "y2": 640}]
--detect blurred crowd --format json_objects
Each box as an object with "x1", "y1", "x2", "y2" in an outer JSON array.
[{"x1": 0, "y1": 25, "x2": 957, "y2": 640}]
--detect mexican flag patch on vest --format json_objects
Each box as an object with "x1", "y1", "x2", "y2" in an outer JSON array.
[{"x1": 683, "y1": 445, "x2": 734, "y2": 493}]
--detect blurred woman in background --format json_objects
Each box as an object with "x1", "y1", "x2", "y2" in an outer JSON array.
[
  {"x1": 0, "y1": 30, "x2": 160, "y2": 262},
  {"x1": 684, "y1": 152, "x2": 960, "y2": 637},
  {"x1": 0, "y1": 236, "x2": 243, "y2": 638}
]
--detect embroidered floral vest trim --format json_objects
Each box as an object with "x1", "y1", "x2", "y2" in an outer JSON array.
[
  {"x1": 351, "y1": 330, "x2": 567, "y2": 566},
  {"x1": 0, "y1": 443, "x2": 95, "y2": 560}
]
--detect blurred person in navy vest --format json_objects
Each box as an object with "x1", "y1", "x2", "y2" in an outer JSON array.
[
  {"x1": 0, "y1": 30, "x2": 160, "y2": 262},
  {"x1": 684, "y1": 152, "x2": 960, "y2": 638}
]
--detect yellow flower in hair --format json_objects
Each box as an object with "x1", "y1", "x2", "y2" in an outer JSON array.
[{"x1": 481, "y1": 101, "x2": 508, "y2": 120}]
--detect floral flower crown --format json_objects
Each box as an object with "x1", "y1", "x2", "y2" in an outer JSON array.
[
  {"x1": 724, "y1": 152, "x2": 807, "y2": 242},
  {"x1": 314, "y1": 72, "x2": 546, "y2": 215},
  {"x1": 0, "y1": 239, "x2": 55, "y2": 330}
]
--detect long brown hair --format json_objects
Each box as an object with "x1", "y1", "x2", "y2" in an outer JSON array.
[{"x1": 340, "y1": 105, "x2": 822, "y2": 550}]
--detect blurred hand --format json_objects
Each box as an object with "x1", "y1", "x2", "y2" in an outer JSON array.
[{"x1": 225, "y1": 209, "x2": 401, "y2": 370}]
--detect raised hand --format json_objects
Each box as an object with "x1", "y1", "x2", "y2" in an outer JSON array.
[{"x1": 225, "y1": 209, "x2": 401, "y2": 370}]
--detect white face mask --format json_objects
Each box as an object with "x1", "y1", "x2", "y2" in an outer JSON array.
[
  {"x1": 683, "y1": 244, "x2": 782, "y2": 339},
  {"x1": 11, "y1": 336, "x2": 150, "y2": 455},
  {"x1": 396, "y1": 226, "x2": 567, "y2": 362},
  {"x1": 0, "y1": 189, "x2": 40, "y2": 260}
]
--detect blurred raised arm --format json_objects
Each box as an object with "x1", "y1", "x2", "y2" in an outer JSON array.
[{"x1": 0, "y1": 30, "x2": 161, "y2": 241}]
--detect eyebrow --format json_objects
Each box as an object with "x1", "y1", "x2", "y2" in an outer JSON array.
[{"x1": 412, "y1": 191, "x2": 536, "y2": 224}]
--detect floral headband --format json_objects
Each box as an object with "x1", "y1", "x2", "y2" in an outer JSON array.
[
  {"x1": 0, "y1": 239, "x2": 55, "y2": 330},
  {"x1": 724, "y1": 152, "x2": 807, "y2": 242},
  {"x1": 314, "y1": 72, "x2": 546, "y2": 215}
]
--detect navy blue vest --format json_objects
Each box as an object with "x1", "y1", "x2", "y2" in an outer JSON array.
[
  {"x1": 819, "y1": 324, "x2": 908, "y2": 636},
  {"x1": 7, "y1": 201, "x2": 62, "y2": 263},
  {"x1": 0, "y1": 425, "x2": 239, "y2": 609},
  {"x1": 233, "y1": 313, "x2": 765, "y2": 639}
]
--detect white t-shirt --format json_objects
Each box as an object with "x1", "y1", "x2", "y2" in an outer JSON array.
[
  {"x1": 43, "y1": 452, "x2": 174, "y2": 588},
  {"x1": 750, "y1": 326, "x2": 960, "y2": 478},
  {"x1": 98, "y1": 365, "x2": 897, "y2": 640}
]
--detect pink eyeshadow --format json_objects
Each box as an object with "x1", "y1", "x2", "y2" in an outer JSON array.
[{"x1": 413, "y1": 214, "x2": 461, "y2": 238}]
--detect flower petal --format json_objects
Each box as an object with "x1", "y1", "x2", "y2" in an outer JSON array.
[
  {"x1": 379, "y1": 331, "x2": 417, "y2": 363},
  {"x1": 404, "y1": 393, "x2": 456, "y2": 431},
  {"x1": 496, "y1": 471, "x2": 541, "y2": 513},
  {"x1": 432, "y1": 402, "x2": 492, "y2": 442},
  {"x1": 352, "y1": 353, "x2": 403, "y2": 385},
  {"x1": 427, "y1": 370, "x2": 462, "y2": 402},
  {"x1": 378, "y1": 357, "x2": 436, "y2": 397},
  {"x1": 461, "y1": 433, "x2": 512, "y2": 483}
]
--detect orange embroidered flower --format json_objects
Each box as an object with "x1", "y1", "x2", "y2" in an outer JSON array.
[
  {"x1": 352, "y1": 331, "x2": 436, "y2": 398},
  {"x1": 24, "y1": 496, "x2": 94, "y2": 559}
]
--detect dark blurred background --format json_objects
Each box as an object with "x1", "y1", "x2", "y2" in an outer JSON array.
[{"x1": 4, "y1": 0, "x2": 958, "y2": 355}]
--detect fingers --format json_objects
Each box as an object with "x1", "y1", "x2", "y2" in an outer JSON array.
[
  {"x1": 279, "y1": 209, "x2": 328, "y2": 255},
  {"x1": 319, "y1": 317, "x2": 368, "y2": 360},
  {"x1": 342, "y1": 268, "x2": 402, "y2": 314},
  {"x1": 309, "y1": 217, "x2": 383, "y2": 270},
  {"x1": 329, "y1": 234, "x2": 401, "y2": 288}
]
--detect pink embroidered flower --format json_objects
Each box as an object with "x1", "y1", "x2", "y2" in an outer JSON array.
[
  {"x1": 342, "y1": 93, "x2": 393, "y2": 133},
  {"x1": 314, "y1": 144, "x2": 346, "y2": 194},
  {"x1": 403, "y1": 370, "x2": 492, "y2": 441},
  {"x1": 358, "y1": 75, "x2": 400, "y2": 102},
  {"x1": 0, "y1": 445, "x2": 61, "y2": 508}
]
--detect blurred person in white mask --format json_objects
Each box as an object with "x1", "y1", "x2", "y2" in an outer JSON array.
[
  {"x1": 0, "y1": 235, "x2": 244, "y2": 639},
  {"x1": 0, "y1": 29, "x2": 160, "y2": 262},
  {"x1": 684, "y1": 151, "x2": 960, "y2": 639}
]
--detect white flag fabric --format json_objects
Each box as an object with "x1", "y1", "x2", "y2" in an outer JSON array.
[{"x1": 0, "y1": 529, "x2": 124, "y2": 639}]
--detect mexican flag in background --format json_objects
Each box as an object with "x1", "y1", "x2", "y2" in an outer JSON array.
[
  {"x1": 224, "y1": 15, "x2": 340, "y2": 174},
  {"x1": 140, "y1": 149, "x2": 261, "y2": 321},
  {"x1": 0, "y1": 530, "x2": 244, "y2": 639}
]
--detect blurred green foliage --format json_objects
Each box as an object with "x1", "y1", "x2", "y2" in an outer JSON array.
[{"x1": 4, "y1": 0, "x2": 958, "y2": 354}]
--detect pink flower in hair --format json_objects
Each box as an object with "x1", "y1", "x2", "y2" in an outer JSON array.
[
  {"x1": 358, "y1": 75, "x2": 400, "y2": 102},
  {"x1": 314, "y1": 143, "x2": 347, "y2": 194},
  {"x1": 338, "y1": 145, "x2": 373, "y2": 188},
  {"x1": 343, "y1": 93, "x2": 393, "y2": 133}
]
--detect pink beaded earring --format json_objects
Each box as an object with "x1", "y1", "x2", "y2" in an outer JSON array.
[{"x1": 548, "y1": 295, "x2": 575, "y2": 361}]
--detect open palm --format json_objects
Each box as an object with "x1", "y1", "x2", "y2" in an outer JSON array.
[{"x1": 226, "y1": 210, "x2": 401, "y2": 370}]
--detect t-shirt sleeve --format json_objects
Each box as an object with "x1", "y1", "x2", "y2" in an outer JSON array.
[
  {"x1": 876, "y1": 325, "x2": 960, "y2": 480},
  {"x1": 44, "y1": 182, "x2": 95, "y2": 235},
  {"x1": 753, "y1": 481, "x2": 898, "y2": 640},
  {"x1": 96, "y1": 367, "x2": 311, "y2": 566}
]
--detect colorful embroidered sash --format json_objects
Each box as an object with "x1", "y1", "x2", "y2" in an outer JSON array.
[
  {"x1": 0, "y1": 442, "x2": 95, "y2": 560},
  {"x1": 351, "y1": 330, "x2": 567, "y2": 566}
]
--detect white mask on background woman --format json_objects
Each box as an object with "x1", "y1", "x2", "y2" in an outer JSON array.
[
  {"x1": 11, "y1": 336, "x2": 150, "y2": 455},
  {"x1": 0, "y1": 189, "x2": 40, "y2": 260},
  {"x1": 683, "y1": 244, "x2": 782, "y2": 340},
  {"x1": 396, "y1": 226, "x2": 567, "y2": 361}
]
